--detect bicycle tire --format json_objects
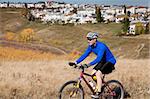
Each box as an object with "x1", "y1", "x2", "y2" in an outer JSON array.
[
  {"x1": 59, "y1": 80, "x2": 84, "y2": 99},
  {"x1": 101, "y1": 80, "x2": 124, "y2": 99}
]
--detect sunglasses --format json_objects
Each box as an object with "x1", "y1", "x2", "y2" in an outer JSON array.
[{"x1": 87, "y1": 38, "x2": 94, "y2": 41}]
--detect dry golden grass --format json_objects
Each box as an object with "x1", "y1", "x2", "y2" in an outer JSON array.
[
  {"x1": 0, "y1": 49, "x2": 150, "y2": 99},
  {"x1": 0, "y1": 42, "x2": 150, "y2": 99},
  {"x1": 0, "y1": 46, "x2": 62, "y2": 61}
]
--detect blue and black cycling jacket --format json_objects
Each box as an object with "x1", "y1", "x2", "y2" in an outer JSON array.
[{"x1": 76, "y1": 41, "x2": 116, "y2": 66}]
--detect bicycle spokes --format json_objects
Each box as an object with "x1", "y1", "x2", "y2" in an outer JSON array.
[
  {"x1": 69, "y1": 89, "x2": 78, "y2": 97},
  {"x1": 102, "y1": 82, "x2": 123, "y2": 98},
  {"x1": 59, "y1": 81, "x2": 83, "y2": 99}
]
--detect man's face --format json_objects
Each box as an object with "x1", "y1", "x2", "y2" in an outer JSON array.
[{"x1": 87, "y1": 38, "x2": 96, "y2": 46}]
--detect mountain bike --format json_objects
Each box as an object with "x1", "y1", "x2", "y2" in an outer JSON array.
[{"x1": 59, "y1": 63, "x2": 124, "y2": 99}]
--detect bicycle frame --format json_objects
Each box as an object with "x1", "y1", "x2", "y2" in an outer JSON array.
[
  {"x1": 78, "y1": 70, "x2": 95, "y2": 94},
  {"x1": 76, "y1": 68, "x2": 115, "y2": 96},
  {"x1": 76, "y1": 68, "x2": 98, "y2": 94}
]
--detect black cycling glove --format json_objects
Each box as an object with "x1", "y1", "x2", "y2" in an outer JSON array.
[
  {"x1": 69, "y1": 62, "x2": 76, "y2": 66},
  {"x1": 81, "y1": 64, "x2": 90, "y2": 68}
]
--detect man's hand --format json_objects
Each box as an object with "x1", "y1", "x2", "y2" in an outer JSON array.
[
  {"x1": 69, "y1": 62, "x2": 77, "y2": 66},
  {"x1": 80, "y1": 64, "x2": 90, "y2": 68}
]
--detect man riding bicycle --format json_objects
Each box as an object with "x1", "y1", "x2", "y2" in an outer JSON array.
[{"x1": 72, "y1": 32, "x2": 116, "y2": 98}]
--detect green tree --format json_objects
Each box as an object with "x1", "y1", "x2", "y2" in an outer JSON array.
[
  {"x1": 122, "y1": 5, "x2": 130, "y2": 34},
  {"x1": 25, "y1": 3, "x2": 28, "y2": 9},
  {"x1": 122, "y1": 17, "x2": 130, "y2": 33},
  {"x1": 123, "y1": 5, "x2": 126, "y2": 14},
  {"x1": 7, "y1": 2, "x2": 9, "y2": 8},
  {"x1": 95, "y1": 6, "x2": 103, "y2": 23}
]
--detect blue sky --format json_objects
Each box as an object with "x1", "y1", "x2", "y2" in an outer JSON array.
[{"x1": 0, "y1": 0, "x2": 149, "y2": 6}]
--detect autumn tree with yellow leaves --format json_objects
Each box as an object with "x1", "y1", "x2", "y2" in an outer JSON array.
[{"x1": 19, "y1": 28, "x2": 35, "y2": 42}]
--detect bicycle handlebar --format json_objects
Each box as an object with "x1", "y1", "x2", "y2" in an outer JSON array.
[{"x1": 68, "y1": 62, "x2": 85, "y2": 70}]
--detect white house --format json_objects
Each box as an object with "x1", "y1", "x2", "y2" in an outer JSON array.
[
  {"x1": 148, "y1": 7, "x2": 150, "y2": 12},
  {"x1": 8, "y1": 3, "x2": 15, "y2": 8},
  {"x1": 50, "y1": 2, "x2": 65, "y2": 8},
  {"x1": 115, "y1": 7, "x2": 125, "y2": 15},
  {"x1": 136, "y1": 6, "x2": 148, "y2": 14},
  {"x1": 27, "y1": 3, "x2": 35, "y2": 8},
  {"x1": 64, "y1": 3, "x2": 72, "y2": 8},
  {"x1": 14, "y1": 3, "x2": 25, "y2": 8},
  {"x1": 102, "y1": 7, "x2": 116, "y2": 22},
  {"x1": 102, "y1": 5, "x2": 111, "y2": 10},
  {"x1": 77, "y1": 8, "x2": 95, "y2": 16},
  {"x1": 129, "y1": 23, "x2": 136, "y2": 35},
  {"x1": 103, "y1": 13, "x2": 115, "y2": 22},
  {"x1": 63, "y1": 7, "x2": 74, "y2": 15},
  {"x1": 105, "y1": 8, "x2": 116, "y2": 15},
  {"x1": 75, "y1": 7, "x2": 96, "y2": 24},
  {"x1": 34, "y1": 2, "x2": 45, "y2": 8},
  {"x1": 129, "y1": 14, "x2": 139, "y2": 21},
  {"x1": 0, "y1": 3, "x2": 7, "y2": 8},
  {"x1": 115, "y1": 15, "x2": 125, "y2": 23},
  {"x1": 127, "y1": 6, "x2": 136, "y2": 14},
  {"x1": 31, "y1": 9, "x2": 46, "y2": 18},
  {"x1": 8, "y1": 3, "x2": 24, "y2": 8}
]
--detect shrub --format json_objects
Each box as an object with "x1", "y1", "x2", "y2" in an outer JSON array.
[
  {"x1": 135, "y1": 22, "x2": 145, "y2": 35},
  {"x1": 4, "y1": 32, "x2": 16, "y2": 41},
  {"x1": 18, "y1": 28, "x2": 35, "y2": 42}
]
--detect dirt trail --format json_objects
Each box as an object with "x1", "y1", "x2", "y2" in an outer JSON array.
[{"x1": 0, "y1": 40, "x2": 67, "y2": 55}]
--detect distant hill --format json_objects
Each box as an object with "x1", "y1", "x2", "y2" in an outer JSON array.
[{"x1": 0, "y1": 8, "x2": 149, "y2": 59}]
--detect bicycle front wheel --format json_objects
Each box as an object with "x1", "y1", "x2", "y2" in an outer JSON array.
[
  {"x1": 59, "y1": 80, "x2": 84, "y2": 99},
  {"x1": 101, "y1": 80, "x2": 124, "y2": 99}
]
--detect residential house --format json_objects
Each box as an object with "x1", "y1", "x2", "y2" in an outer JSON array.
[
  {"x1": 103, "y1": 13, "x2": 115, "y2": 22},
  {"x1": 136, "y1": 6, "x2": 148, "y2": 14},
  {"x1": 76, "y1": 7, "x2": 96, "y2": 24},
  {"x1": 129, "y1": 23, "x2": 136, "y2": 35},
  {"x1": 129, "y1": 14, "x2": 139, "y2": 21},
  {"x1": 127, "y1": 6, "x2": 136, "y2": 14},
  {"x1": 101, "y1": 5, "x2": 111, "y2": 16},
  {"x1": 8, "y1": 3, "x2": 25, "y2": 8},
  {"x1": 77, "y1": 8, "x2": 95, "y2": 16},
  {"x1": 34, "y1": 2, "x2": 45, "y2": 8},
  {"x1": 115, "y1": 6, "x2": 125, "y2": 15},
  {"x1": 115, "y1": 15, "x2": 125, "y2": 23},
  {"x1": 102, "y1": 8, "x2": 116, "y2": 22},
  {"x1": 50, "y1": 2, "x2": 65, "y2": 8},
  {"x1": 0, "y1": 2, "x2": 7, "y2": 8},
  {"x1": 14, "y1": 3, "x2": 25, "y2": 8},
  {"x1": 102, "y1": 5, "x2": 111, "y2": 10},
  {"x1": 27, "y1": 3, "x2": 35, "y2": 8}
]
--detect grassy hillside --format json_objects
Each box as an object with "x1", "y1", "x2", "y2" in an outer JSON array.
[
  {"x1": 0, "y1": 8, "x2": 150, "y2": 99},
  {"x1": 0, "y1": 8, "x2": 149, "y2": 59}
]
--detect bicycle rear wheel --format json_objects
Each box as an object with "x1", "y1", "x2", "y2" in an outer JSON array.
[
  {"x1": 101, "y1": 80, "x2": 124, "y2": 99},
  {"x1": 59, "y1": 80, "x2": 84, "y2": 99}
]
